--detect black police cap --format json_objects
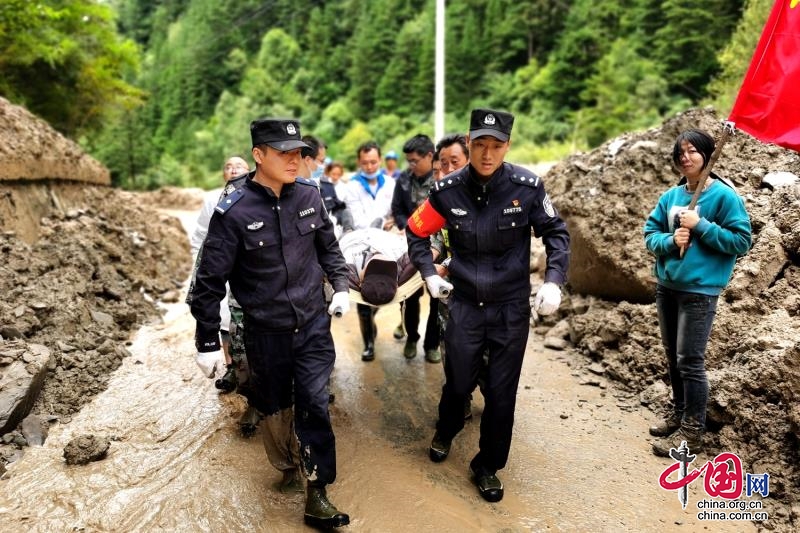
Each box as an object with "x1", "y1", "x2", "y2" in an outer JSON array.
[
  {"x1": 469, "y1": 108, "x2": 514, "y2": 142},
  {"x1": 250, "y1": 118, "x2": 309, "y2": 151}
]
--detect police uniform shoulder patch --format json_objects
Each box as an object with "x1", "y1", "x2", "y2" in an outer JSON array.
[
  {"x1": 433, "y1": 173, "x2": 463, "y2": 192},
  {"x1": 223, "y1": 174, "x2": 248, "y2": 196},
  {"x1": 509, "y1": 172, "x2": 539, "y2": 188},
  {"x1": 215, "y1": 187, "x2": 245, "y2": 215},
  {"x1": 296, "y1": 177, "x2": 320, "y2": 188}
]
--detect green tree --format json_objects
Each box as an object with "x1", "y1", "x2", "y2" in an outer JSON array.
[
  {"x1": 375, "y1": 11, "x2": 434, "y2": 116},
  {"x1": 0, "y1": 0, "x2": 142, "y2": 136},
  {"x1": 653, "y1": 0, "x2": 744, "y2": 99},
  {"x1": 579, "y1": 39, "x2": 672, "y2": 147}
]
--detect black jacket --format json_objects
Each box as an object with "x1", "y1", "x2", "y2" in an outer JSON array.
[
  {"x1": 191, "y1": 173, "x2": 349, "y2": 349},
  {"x1": 391, "y1": 169, "x2": 435, "y2": 230},
  {"x1": 406, "y1": 163, "x2": 570, "y2": 304}
]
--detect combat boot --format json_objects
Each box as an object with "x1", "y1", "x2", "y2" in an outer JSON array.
[
  {"x1": 649, "y1": 413, "x2": 682, "y2": 437},
  {"x1": 304, "y1": 484, "x2": 350, "y2": 529},
  {"x1": 359, "y1": 313, "x2": 376, "y2": 361},
  {"x1": 652, "y1": 424, "x2": 703, "y2": 457}
]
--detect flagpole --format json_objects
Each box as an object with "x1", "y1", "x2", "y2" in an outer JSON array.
[{"x1": 434, "y1": 0, "x2": 445, "y2": 143}]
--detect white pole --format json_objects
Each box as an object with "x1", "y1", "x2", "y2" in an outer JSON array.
[{"x1": 434, "y1": 0, "x2": 445, "y2": 143}]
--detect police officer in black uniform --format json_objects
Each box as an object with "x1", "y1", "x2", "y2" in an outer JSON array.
[
  {"x1": 406, "y1": 108, "x2": 570, "y2": 503},
  {"x1": 190, "y1": 118, "x2": 351, "y2": 529}
]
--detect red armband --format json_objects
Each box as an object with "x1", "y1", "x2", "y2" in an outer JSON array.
[{"x1": 408, "y1": 199, "x2": 446, "y2": 237}]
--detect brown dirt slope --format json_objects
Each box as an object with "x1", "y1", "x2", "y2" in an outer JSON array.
[
  {"x1": 546, "y1": 107, "x2": 800, "y2": 528},
  {"x1": 0, "y1": 97, "x2": 109, "y2": 185}
]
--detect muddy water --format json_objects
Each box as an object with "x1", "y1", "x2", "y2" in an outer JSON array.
[{"x1": 0, "y1": 211, "x2": 756, "y2": 532}]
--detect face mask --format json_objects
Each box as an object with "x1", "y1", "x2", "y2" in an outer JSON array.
[
  {"x1": 311, "y1": 164, "x2": 324, "y2": 180},
  {"x1": 362, "y1": 170, "x2": 380, "y2": 180}
]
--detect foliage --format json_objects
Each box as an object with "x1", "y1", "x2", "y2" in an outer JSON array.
[
  {"x1": 0, "y1": 0, "x2": 142, "y2": 136},
  {"x1": 0, "y1": 0, "x2": 765, "y2": 188}
]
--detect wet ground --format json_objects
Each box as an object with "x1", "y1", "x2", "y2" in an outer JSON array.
[{"x1": 0, "y1": 211, "x2": 759, "y2": 532}]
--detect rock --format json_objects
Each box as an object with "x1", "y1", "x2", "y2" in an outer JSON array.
[
  {"x1": 90, "y1": 310, "x2": 115, "y2": 327},
  {"x1": 762, "y1": 171, "x2": 799, "y2": 190},
  {"x1": 20, "y1": 414, "x2": 48, "y2": 446},
  {"x1": 544, "y1": 337, "x2": 569, "y2": 350},
  {"x1": 587, "y1": 362, "x2": 605, "y2": 375},
  {"x1": 0, "y1": 326, "x2": 23, "y2": 339},
  {"x1": 96, "y1": 339, "x2": 115, "y2": 355},
  {"x1": 0, "y1": 342, "x2": 51, "y2": 434},
  {"x1": 56, "y1": 341, "x2": 77, "y2": 352},
  {"x1": 63, "y1": 434, "x2": 110, "y2": 465}
]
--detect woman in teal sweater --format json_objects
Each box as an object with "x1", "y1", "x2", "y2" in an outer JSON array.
[{"x1": 644, "y1": 129, "x2": 751, "y2": 456}]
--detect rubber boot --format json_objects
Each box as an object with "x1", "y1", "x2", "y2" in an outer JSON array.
[
  {"x1": 359, "y1": 311, "x2": 376, "y2": 361},
  {"x1": 304, "y1": 483, "x2": 350, "y2": 529}
]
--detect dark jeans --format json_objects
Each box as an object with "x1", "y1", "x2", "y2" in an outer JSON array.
[
  {"x1": 404, "y1": 287, "x2": 440, "y2": 350},
  {"x1": 437, "y1": 298, "x2": 530, "y2": 473},
  {"x1": 243, "y1": 310, "x2": 337, "y2": 485},
  {"x1": 655, "y1": 285, "x2": 718, "y2": 429}
]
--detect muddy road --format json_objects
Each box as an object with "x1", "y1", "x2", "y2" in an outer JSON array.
[{"x1": 0, "y1": 210, "x2": 757, "y2": 532}]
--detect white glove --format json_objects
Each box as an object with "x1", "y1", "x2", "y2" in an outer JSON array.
[
  {"x1": 328, "y1": 291, "x2": 350, "y2": 317},
  {"x1": 533, "y1": 282, "x2": 561, "y2": 316},
  {"x1": 425, "y1": 275, "x2": 454, "y2": 299},
  {"x1": 195, "y1": 350, "x2": 225, "y2": 379}
]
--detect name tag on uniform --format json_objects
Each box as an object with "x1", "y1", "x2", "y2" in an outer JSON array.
[{"x1": 298, "y1": 207, "x2": 316, "y2": 218}]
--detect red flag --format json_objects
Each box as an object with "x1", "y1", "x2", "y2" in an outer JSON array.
[{"x1": 729, "y1": 0, "x2": 800, "y2": 151}]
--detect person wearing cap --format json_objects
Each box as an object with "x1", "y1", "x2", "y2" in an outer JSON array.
[
  {"x1": 391, "y1": 134, "x2": 441, "y2": 363},
  {"x1": 406, "y1": 108, "x2": 570, "y2": 502},
  {"x1": 343, "y1": 140, "x2": 396, "y2": 361},
  {"x1": 190, "y1": 118, "x2": 352, "y2": 529},
  {"x1": 384, "y1": 150, "x2": 402, "y2": 179}
]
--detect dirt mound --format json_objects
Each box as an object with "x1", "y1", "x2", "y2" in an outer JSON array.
[
  {"x1": 0, "y1": 184, "x2": 190, "y2": 463},
  {"x1": 546, "y1": 107, "x2": 800, "y2": 528},
  {"x1": 0, "y1": 97, "x2": 109, "y2": 185}
]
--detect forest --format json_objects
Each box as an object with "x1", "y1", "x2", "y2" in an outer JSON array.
[{"x1": 0, "y1": 0, "x2": 774, "y2": 189}]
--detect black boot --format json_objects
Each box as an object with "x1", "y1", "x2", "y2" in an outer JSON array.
[
  {"x1": 238, "y1": 405, "x2": 262, "y2": 438},
  {"x1": 214, "y1": 364, "x2": 237, "y2": 393},
  {"x1": 358, "y1": 310, "x2": 376, "y2": 361},
  {"x1": 304, "y1": 483, "x2": 350, "y2": 529}
]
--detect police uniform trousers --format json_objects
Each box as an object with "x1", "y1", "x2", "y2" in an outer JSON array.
[
  {"x1": 403, "y1": 286, "x2": 440, "y2": 350},
  {"x1": 243, "y1": 309, "x2": 337, "y2": 486},
  {"x1": 438, "y1": 297, "x2": 530, "y2": 473}
]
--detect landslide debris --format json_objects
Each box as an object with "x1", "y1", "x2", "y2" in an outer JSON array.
[{"x1": 545, "y1": 107, "x2": 800, "y2": 530}]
